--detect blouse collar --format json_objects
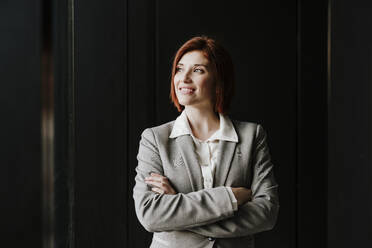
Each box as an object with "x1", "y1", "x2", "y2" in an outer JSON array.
[{"x1": 169, "y1": 109, "x2": 238, "y2": 143}]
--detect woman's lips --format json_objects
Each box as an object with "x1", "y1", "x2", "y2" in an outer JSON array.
[{"x1": 179, "y1": 87, "x2": 195, "y2": 95}]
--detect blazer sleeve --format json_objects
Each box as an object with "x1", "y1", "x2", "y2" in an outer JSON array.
[
  {"x1": 187, "y1": 124, "x2": 280, "y2": 238},
  {"x1": 133, "y1": 128, "x2": 236, "y2": 232}
]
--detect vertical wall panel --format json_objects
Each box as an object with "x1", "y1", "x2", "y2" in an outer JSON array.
[
  {"x1": 54, "y1": 0, "x2": 75, "y2": 247},
  {"x1": 74, "y1": 0, "x2": 127, "y2": 247},
  {"x1": 0, "y1": 1, "x2": 42, "y2": 247},
  {"x1": 127, "y1": 0, "x2": 157, "y2": 247},
  {"x1": 328, "y1": 0, "x2": 372, "y2": 247},
  {"x1": 297, "y1": 1, "x2": 328, "y2": 247}
]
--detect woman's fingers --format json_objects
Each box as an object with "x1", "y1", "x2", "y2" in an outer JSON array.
[
  {"x1": 150, "y1": 172, "x2": 163, "y2": 177},
  {"x1": 145, "y1": 173, "x2": 169, "y2": 185},
  {"x1": 145, "y1": 179, "x2": 164, "y2": 189},
  {"x1": 145, "y1": 173, "x2": 165, "y2": 182},
  {"x1": 144, "y1": 173, "x2": 176, "y2": 195},
  {"x1": 151, "y1": 187, "x2": 164, "y2": 194}
]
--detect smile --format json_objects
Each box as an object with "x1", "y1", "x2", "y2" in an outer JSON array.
[{"x1": 179, "y1": 87, "x2": 195, "y2": 94}]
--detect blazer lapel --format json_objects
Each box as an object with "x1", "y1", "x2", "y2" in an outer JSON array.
[
  {"x1": 176, "y1": 135, "x2": 204, "y2": 191},
  {"x1": 214, "y1": 140, "x2": 237, "y2": 186}
]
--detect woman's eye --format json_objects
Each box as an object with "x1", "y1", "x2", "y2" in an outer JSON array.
[
  {"x1": 194, "y1": 68, "x2": 203, "y2": 73},
  {"x1": 175, "y1": 67, "x2": 182, "y2": 72}
]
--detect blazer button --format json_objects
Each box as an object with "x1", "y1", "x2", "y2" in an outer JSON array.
[{"x1": 208, "y1": 237, "x2": 215, "y2": 241}]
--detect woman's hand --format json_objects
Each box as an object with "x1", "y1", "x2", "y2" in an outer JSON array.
[
  {"x1": 231, "y1": 187, "x2": 252, "y2": 206},
  {"x1": 145, "y1": 173, "x2": 177, "y2": 195}
]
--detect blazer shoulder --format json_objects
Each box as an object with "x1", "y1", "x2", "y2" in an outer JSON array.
[
  {"x1": 231, "y1": 119, "x2": 257, "y2": 132},
  {"x1": 140, "y1": 120, "x2": 175, "y2": 144},
  {"x1": 150, "y1": 120, "x2": 175, "y2": 134},
  {"x1": 231, "y1": 119, "x2": 267, "y2": 141}
]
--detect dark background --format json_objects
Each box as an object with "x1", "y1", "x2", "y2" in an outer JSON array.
[{"x1": 1, "y1": 0, "x2": 371, "y2": 247}]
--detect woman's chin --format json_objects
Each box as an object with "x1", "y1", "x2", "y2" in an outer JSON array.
[{"x1": 178, "y1": 98, "x2": 194, "y2": 106}]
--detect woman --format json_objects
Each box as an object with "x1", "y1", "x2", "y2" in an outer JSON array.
[{"x1": 133, "y1": 36, "x2": 279, "y2": 248}]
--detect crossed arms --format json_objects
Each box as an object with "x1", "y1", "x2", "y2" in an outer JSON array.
[{"x1": 132, "y1": 124, "x2": 279, "y2": 238}]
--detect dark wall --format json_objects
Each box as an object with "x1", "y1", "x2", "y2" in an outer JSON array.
[
  {"x1": 73, "y1": 0, "x2": 127, "y2": 247},
  {"x1": 297, "y1": 1, "x2": 328, "y2": 247},
  {"x1": 328, "y1": 0, "x2": 372, "y2": 247},
  {"x1": 1, "y1": 1, "x2": 42, "y2": 247},
  {"x1": 74, "y1": 0, "x2": 299, "y2": 247},
  {"x1": 3, "y1": 0, "x2": 372, "y2": 248}
]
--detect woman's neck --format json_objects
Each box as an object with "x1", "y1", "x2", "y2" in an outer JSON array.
[{"x1": 184, "y1": 106, "x2": 220, "y2": 141}]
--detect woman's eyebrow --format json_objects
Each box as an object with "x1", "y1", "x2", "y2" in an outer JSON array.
[
  {"x1": 194, "y1": 64, "x2": 207, "y2": 67},
  {"x1": 177, "y1": 63, "x2": 207, "y2": 67}
]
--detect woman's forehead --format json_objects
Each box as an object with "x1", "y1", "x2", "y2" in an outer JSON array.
[{"x1": 178, "y1": 51, "x2": 209, "y2": 65}]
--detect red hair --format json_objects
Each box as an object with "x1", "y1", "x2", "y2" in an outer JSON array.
[{"x1": 169, "y1": 36, "x2": 235, "y2": 114}]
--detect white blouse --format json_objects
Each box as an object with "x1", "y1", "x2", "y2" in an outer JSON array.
[{"x1": 169, "y1": 110, "x2": 238, "y2": 211}]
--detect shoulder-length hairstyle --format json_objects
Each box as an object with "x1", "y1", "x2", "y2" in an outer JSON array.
[{"x1": 170, "y1": 36, "x2": 235, "y2": 114}]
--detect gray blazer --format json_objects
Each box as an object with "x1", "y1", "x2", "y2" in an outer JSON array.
[{"x1": 133, "y1": 119, "x2": 279, "y2": 248}]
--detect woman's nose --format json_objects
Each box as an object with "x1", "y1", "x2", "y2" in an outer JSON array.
[{"x1": 180, "y1": 69, "x2": 191, "y2": 83}]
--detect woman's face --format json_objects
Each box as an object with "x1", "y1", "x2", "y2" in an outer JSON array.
[{"x1": 174, "y1": 50, "x2": 216, "y2": 110}]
